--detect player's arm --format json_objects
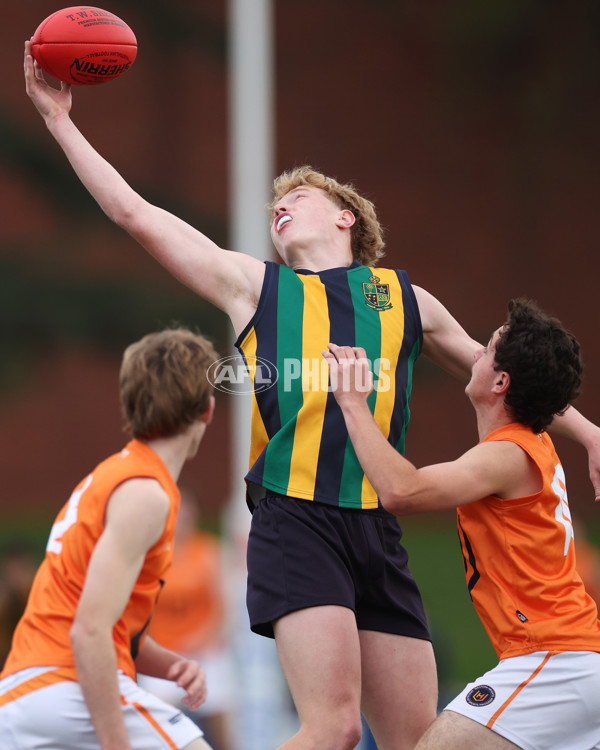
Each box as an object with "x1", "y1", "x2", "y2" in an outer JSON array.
[
  {"x1": 135, "y1": 635, "x2": 208, "y2": 710},
  {"x1": 413, "y1": 285, "x2": 481, "y2": 381},
  {"x1": 548, "y1": 407, "x2": 600, "y2": 502},
  {"x1": 323, "y1": 344, "x2": 533, "y2": 514},
  {"x1": 70, "y1": 478, "x2": 169, "y2": 750},
  {"x1": 414, "y1": 285, "x2": 600, "y2": 499},
  {"x1": 23, "y1": 41, "x2": 264, "y2": 335}
]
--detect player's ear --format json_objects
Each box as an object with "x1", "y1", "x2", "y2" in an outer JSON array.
[
  {"x1": 493, "y1": 371, "x2": 510, "y2": 395},
  {"x1": 201, "y1": 395, "x2": 216, "y2": 424},
  {"x1": 337, "y1": 209, "x2": 356, "y2": 229}
]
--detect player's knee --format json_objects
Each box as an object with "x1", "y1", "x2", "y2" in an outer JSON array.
[
  {"x1": 340, "y1": 717, "x2": 363, "y2": 749},
  {"x1": 315, "y1": 708, "x2": 362, "y2": 749}
]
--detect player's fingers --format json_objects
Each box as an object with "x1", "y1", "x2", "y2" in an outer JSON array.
[
  {"x1": 186, "y1": 676, "x2": 208, "y2": 707},
  {"x1": 169, "y1": 660, "x2": 204, "y2": 691},
  {"x1": 327, "y1": 343, "x2": 357, "y2": 361},
  {"x1": 354, "y1": 359, "x2": 373, "y2": 392},
  {"x1": 338, "y1": 345, "x2": 368, "y2": 361},
  {"x1": 187, "y1": 693, "x2": 207, "y2": 710},
  {"x1": 166, "y1": 659, "x2": 187, "y2": 682},
  {"x1": 33, "y1": 59, "x2": 44, "y2": 82},
  {"x1": 325, "y1": 342, "x2": 348, "y2": 363},
  {"x1": 24, "y1": 43, "x2": 33, "y2": 75},
  {"x1": 181, "y1": 669, "x2": 207, "y2": 708}
]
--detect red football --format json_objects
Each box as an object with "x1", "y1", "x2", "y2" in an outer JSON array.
[{"x1": 31, "y1": 6, "x2": 137, "y2": 85}]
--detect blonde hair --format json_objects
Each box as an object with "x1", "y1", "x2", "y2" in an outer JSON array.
[
  {"x1": 270, "y1": 166, "x2": 385, "y2": 266},
  {"x1": 119, "y1": 327, "x2": 218, "y2": 440}
]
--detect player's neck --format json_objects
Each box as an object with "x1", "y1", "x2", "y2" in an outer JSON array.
[
  {"x1": 286, "y1": 243, "x2": 354, "y2": 273},
  {"x1": 144, "y1": 430, "x2": 199, "y2": 482},
  {"x1": 475, "y1": 403, "x2": 514, "y2": 442}
]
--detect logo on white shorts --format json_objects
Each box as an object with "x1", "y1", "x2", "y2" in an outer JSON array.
[{"x1": 466, "y1": 685, "x2": 496, "y2": 707}]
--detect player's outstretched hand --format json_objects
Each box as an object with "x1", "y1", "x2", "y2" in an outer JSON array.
[
  {"x1": 323, "y1": 343, "x2": 374, "y2": 408},
  {"x1": 24, "y1": 39, "x2": 72, "y2": 121},
  {"x1": 587, "y1": 437, "x2": 600, "y2": 503},
  {"x1": 167, "y1": 658, "x2": 208, "y2": 711}
]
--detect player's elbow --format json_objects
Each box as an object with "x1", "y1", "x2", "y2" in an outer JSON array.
[
  {"x1": 104, "y1": 192, "x2": 146, "y2": 232},
  {"x1": 69, "y1": 618, "x2": 88, "y2": 652},
  {"x1": 378, "y1": 481, "x2": 427, "y2": 517},
  {"x1": 379, "y1": 491, "x2": 415, "y2": 516},
  {"x1": 70, "y1": 615, "x2": 101, "y2": 655}
]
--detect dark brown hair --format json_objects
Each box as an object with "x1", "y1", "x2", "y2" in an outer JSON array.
[{"x1": 495, "y1": 299, "x2": 582, "y2": 432}]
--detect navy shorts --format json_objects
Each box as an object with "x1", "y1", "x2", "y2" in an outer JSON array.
[{"x1": 246, "y1": 494, "x2": 431, "y2": 641}]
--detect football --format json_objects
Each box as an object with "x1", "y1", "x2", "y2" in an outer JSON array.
[{"x1": 31, "y1": 6, "x2": 137, "y2": 85}]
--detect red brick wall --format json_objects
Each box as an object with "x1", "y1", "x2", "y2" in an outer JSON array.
[{"x1": 2, "y1": 1, "x2": 599, "y2": 518}]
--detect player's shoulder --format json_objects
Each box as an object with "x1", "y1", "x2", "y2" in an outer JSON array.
[
  {"x1": 410, "y1": 285, "x2": 447, "y2": 326},
  {"x1": 108, "y1": 477, "x2": 171, "y2": 523}
]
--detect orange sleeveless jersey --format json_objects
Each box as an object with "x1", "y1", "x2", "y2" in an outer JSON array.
[
  {"x1": 457, "y1": 423, "x2": 600, "y2": 660},
  {"x1": 1, "y1": 440, "x2": 179, "y2": 682}
]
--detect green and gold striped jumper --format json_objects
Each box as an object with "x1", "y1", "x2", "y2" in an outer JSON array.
[{"x1": 235, "y1": 260, "x2": 422, "y2": 509}]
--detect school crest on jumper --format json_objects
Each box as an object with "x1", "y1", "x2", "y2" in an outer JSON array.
[{"x1": 363, "y1": 275, "x2": 392, "y2": 311}]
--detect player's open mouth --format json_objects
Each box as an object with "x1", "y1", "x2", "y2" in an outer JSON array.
[{"x1": 277, "y1": 215, "x2": 292, "y2": 232}]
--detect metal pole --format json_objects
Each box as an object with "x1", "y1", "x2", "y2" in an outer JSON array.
[
  {"x1": 227, "y1": 3, "x2": 297, "y2": 748},
  {"x1": 227, "y1": 0, "x2": 274, "y2": 533}
]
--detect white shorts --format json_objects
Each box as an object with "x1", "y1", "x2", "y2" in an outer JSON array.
[
  {"x1": 444, "y1": 650, "x2": 600, "y2": 750},
  {"x1": 0, "y1": 666, "x2": 204, "y2": 750}
]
